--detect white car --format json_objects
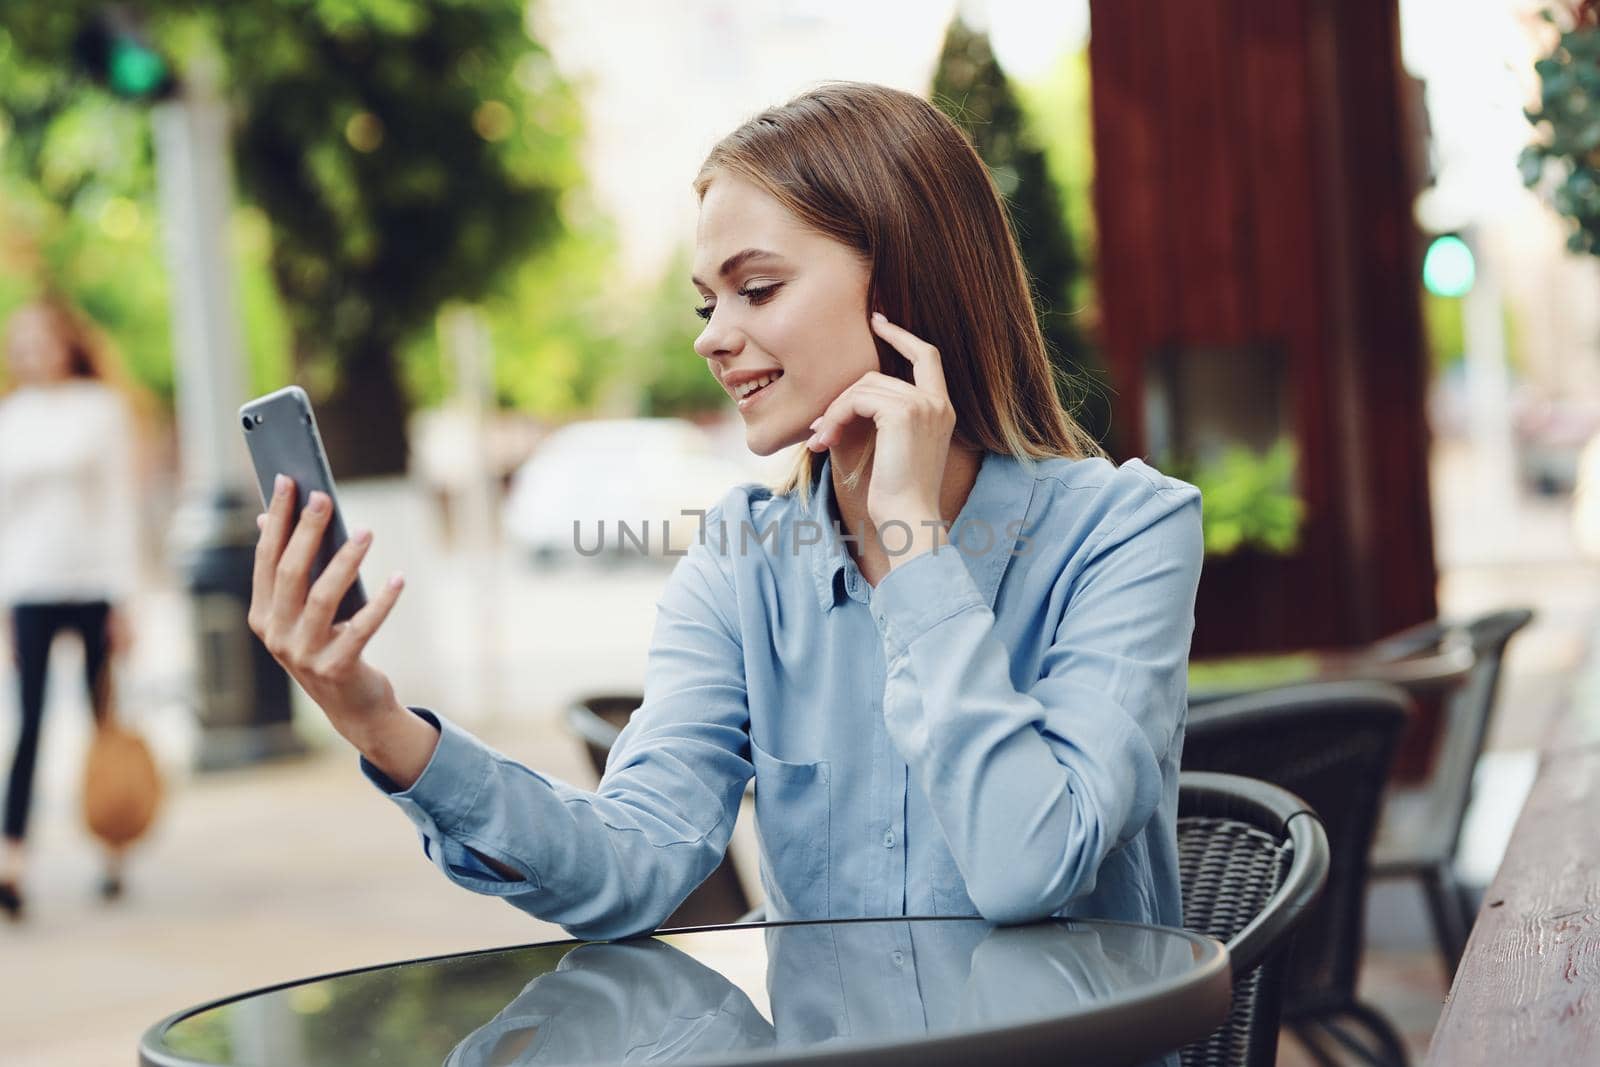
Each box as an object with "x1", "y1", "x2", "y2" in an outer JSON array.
[{"x1": 503, "y1": 418, "x2": 759, "y2": 566}]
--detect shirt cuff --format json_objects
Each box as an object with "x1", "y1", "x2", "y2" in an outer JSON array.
[
  {"x1": 358, "y1": 706, "x2": 491, "y2": 837},
  {"x1": 868, "y1": 545, "x2": 986, "y2": 660}
]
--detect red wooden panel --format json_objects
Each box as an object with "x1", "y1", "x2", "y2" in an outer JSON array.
[
  {"x1": 1156, "y1": 0, "x2": 1246, "y2": 344},
  {"x1": 1088, "y1": 0, "x2": 1436, "y2": 655}
]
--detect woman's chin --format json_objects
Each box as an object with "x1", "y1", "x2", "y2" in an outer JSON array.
[{"x1": 742, "y1": 424, "x2": 805, "y2": 458}]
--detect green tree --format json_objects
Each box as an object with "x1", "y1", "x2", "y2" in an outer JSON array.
[
  {"x1": 931, "y1": 16, "x2": 1114, "y2": 451},
  {"x1": 635, "y1": 246, "x2": 727, "y2": 418},
  {"x1": 2, "y1": 2, "x2": 584, "y2": 476}
]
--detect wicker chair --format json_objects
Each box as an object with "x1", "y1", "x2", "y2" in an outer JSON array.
[
  {"x1": 564, "y1": 693, "x2": 756, "y2": 928},
  {"x1": 1366, "y1": 609, "x2": 1534, "y2": 976},
  {"x1": 1178, "y1": 771, "x2": 1330, "y2": 1067},
  {"x1": 1182, "y1": 681, "x2": 1411, "y2": 1066}
]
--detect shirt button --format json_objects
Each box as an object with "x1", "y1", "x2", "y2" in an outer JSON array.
[
  {"x1": 883, "y1": 829, "x2": 896, "y2": 849},
  {"x1": 891, "y1": 950, "x2": 905, "y2": 967}
]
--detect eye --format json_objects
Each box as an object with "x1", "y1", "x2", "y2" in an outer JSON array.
[{"x1": 693, "y1": 283, "x2": 782, "y2": 322}]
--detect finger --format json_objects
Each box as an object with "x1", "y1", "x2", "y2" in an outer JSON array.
[
  {"x1": 297, "y1": 528, "x2": 374, "y2": 641},
  {"x1": 871, "y1": 312, "x2": 948, "y2": 399},
  {"x1": 271, "y1": 490, "x2": 334, "y2": 631},
  {"x1": 807, "y1": 389, "x2": 899, "y2": 452},
  {"x1": 251, "y1": 475, "x2": 296, "y2": 632},
  {"x1": 323, "y1": 572, "x2": 405, "y2": 664},
  {"x1": 808, "y1": 379, "x2": 917, "y2": 449}
]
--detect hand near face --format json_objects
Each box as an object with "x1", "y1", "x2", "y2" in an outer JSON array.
[{"x1": 805, "y1": 313, "x2": 956, "y2": 550}]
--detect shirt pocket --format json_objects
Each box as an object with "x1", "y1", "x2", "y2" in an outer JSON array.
[{"x1": 749, "y1": 738, "x2": 831, "y2": 920}]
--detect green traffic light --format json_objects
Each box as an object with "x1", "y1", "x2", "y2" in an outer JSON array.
[
  {"x1": 1423, "y1": 235, "x2": 1476, "y2": 298},
  {"x1": 107, "y1": 37, "x2": 169, "y2": 100}
]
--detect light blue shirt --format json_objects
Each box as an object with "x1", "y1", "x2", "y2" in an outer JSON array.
[{"x1": 362, "y1": 450, "x2": 1204, "y2": 943}]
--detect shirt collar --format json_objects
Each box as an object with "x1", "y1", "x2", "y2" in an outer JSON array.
[{"x1": 805, "y1": 450, "x2": 1038, "y2": 614}]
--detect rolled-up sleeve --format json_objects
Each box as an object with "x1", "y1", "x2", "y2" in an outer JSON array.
[
  {"x1": 359, "y1": 506, "x2": 754, "y2": 941},
  {"x1": 870, "y1": 482, "x2": 1203, "y2": 924}
]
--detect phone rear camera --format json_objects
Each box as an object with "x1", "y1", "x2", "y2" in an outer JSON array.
[{"x1": 242, "y1": 415, "x2": 253, "y2": 430}]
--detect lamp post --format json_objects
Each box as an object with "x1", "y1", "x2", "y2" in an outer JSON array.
[{"x1": 75, "y1": 10, "x2": 300, "y2": 769}]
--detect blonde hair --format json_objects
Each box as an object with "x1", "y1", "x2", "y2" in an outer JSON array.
[{"x1": 693, "y1": 81, "x2": 1107, "y2": 505}]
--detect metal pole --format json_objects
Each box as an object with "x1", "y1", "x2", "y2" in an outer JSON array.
[{"x1": 151, "y1": 58, "x2": 300, "y2": 770}]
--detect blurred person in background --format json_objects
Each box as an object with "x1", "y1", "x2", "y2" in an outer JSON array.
[
  {"x1": 249, "y1": 82, "x2": 1203, "y2": 958},
  {"x1": 0, "y1": 295, "x2": 147, "y2": 921}
]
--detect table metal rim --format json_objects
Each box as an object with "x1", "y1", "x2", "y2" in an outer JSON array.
[{"x1": 138, "y1": 914, "x2": 1231, "y2": 1067}]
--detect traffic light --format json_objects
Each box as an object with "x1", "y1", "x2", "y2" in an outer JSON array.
[
  {"x1": 73, "y1": 9, "x2": 177, "y2": 103},
  {"x1": 1422, "y1": 234, "x2": 1476, "y2": 299}
]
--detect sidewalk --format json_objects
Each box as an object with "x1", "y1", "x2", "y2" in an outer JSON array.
[{"x1": 4, "y1": 717, "x2": 573, "y2": 1067}]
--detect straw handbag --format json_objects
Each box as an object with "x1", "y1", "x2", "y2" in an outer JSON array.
[{"x1": 82, "y1": 670, "x2": 162, "y2": 847}]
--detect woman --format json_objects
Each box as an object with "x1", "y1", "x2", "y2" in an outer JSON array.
[
  {"x1": 249, "y1": 82, "x2": 1204, "y2": 941},
  {"x1": 0, "y1": 296, "x2": 144, "y2": 920}
]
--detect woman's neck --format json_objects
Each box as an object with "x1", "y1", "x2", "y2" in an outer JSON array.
[{"x1": 827, "y1": 428, "x2": 982, "y2": 582}]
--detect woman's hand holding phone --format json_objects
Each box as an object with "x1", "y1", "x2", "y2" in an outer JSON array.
[{"x1": 248, "y1": 473, "x2": 438, "y2": 787}]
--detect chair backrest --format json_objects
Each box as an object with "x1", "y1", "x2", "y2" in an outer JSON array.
[
  {"x1": 564, "y1": 694, "x2": 753, "y2": 928},
  {"x1": 1178, "y1": 771, "x2": 1330, "y2": 1067},
  {"x1": 1181, "y1": 681, "x2": 1408, "y2": 1021},
  {"x1": 564, "y1": 694, "x2": 638, "y2": 779},
  {"x1": 1367, "y1": 609, "x2": 1533, "y2": 861}
]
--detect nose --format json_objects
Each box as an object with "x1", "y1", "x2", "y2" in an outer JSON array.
[{"x1": 693, "y1": 305, "x2": 744, "y2": 363}]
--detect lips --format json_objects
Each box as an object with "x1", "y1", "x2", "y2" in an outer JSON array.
[{"x1": 736, "y1": 373, "x2": 782, "y2": 410}]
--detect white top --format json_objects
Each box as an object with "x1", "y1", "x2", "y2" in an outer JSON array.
[{"x1": 0, "y1": 380, "x2": 140, "y2": 605}]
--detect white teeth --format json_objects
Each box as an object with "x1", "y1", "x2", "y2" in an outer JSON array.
[{"x1": 734, "y1": 372, "x2": 781, "y2": 398}]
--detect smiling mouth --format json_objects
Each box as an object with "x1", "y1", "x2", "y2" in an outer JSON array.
[{"x1": 734, "y1": 372, "x2": 783, "y2": 406}]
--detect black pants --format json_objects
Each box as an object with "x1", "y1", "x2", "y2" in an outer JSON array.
[{"x1": 5, "y1": 600, "x2": 112, "y2": 843}]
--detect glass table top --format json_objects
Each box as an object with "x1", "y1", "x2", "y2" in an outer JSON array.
[{"x1": 142, "y1": 916, "x2": 1228, "y2": 1067}]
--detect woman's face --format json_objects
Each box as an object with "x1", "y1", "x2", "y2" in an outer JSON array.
[
  {"x1": 4, "y1": 306, "x2": 73, "y2": 386},
  {"x1": 692, "y1": 172, "x2": 877, "y2": 456}
]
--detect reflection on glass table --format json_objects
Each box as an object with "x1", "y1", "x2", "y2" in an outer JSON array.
[{"x1": 142, "y1": 917, "x2": 1228, "y2": 1067}]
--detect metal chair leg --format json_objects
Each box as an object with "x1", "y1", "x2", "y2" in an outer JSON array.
[
  {"x1": 1421, "y1": 864, "x2": 1469, "y2": 976},
  {"x1": 1289, "y1": 1022, "x2": 1348, "y2": 1067},
  {"x1": 1334, "y1": 1001, "x2": 1412, "y2": 1066}
]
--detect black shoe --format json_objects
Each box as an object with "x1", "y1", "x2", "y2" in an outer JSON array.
[
  {"x1": 98, "y1": 873, "x2": 123, "y2": 902},
  {"x1": 0, "y1": 880, "x2": 22, "y2": 922}
]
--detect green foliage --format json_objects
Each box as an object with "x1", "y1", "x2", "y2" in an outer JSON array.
[
  {"x1": 1521, "y1": 6, "x2": 1600, "y2": 255},
  {"x1": 0, "y1": 1, "x2": 599, "y2": 454},
  {"x1": 1016, "y1": 48, "x2": 1098, "y2": 341},
  {"x1": 1169, "y1": 438, "x2": 1306, "y2": 558},
  {"x1": 634, "y1": 246, "x2": 728, "y2": 418},
  {"x1": 398, "y1": 192, "x2": 622, "y2": 418},
  {"x1": 930, "y1": 18, "x2": 1113, "y2": 450}
]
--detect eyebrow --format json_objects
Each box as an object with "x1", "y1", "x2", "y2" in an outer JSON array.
[{"x1": 690, "y1": 248, "x2": 787, "y2": 288}]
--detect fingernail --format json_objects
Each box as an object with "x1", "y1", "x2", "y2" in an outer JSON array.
[
  {"x1": 806, "y1": 433, "x2": 821, "y2": 450},
  {"x1": 308, "y1": 492, "x2": 329, "y2": 514},
  {"x1": 871, "y1": 311, "x2": 886, "y2": 324},
  {"x1": 274, "y1": 474, "x2": 290, "y2": 496},
  {"x1": 353, "y1": 528, "x2": 372, "y2": 545},
  {"x1": 255, "y1": 514, "x2": 266, "y2": 530},
  {"x1": 809, "y1": 417, "x2": 822, "y2": 430},
  {"x1": 388, "y1": 573, "x2": 405, "y2": 590}
]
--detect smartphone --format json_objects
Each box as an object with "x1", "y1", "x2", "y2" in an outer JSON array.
[{"x1": 239, "y1": 385, "x2": 368, "y2": 622}]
